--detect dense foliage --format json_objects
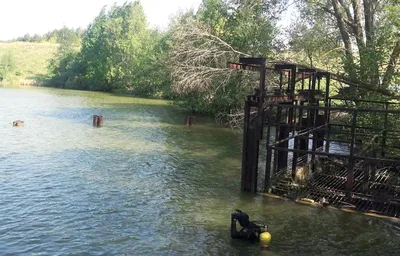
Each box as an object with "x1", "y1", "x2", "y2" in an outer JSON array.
[
  {"x1": 0, "y1": 52, "x2": 16, "y2": 81},
  {"x1": 6, "y1": 27, "x2": 84, "y2": 45},
  {"x1": 47, "y1": 2, "x2": 171, "y2": 97},
  {"x1": 288, "y1": 0, "x2": 400, "y2": 93}
]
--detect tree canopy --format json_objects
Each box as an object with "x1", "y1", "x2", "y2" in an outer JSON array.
[{"x1": 289, "y1": 0, "x2": 400, "y2": 92}]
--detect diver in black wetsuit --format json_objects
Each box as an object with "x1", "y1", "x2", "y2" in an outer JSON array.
[{"x1": 230, "y1": 209, "x2": 268, "y2": 240}]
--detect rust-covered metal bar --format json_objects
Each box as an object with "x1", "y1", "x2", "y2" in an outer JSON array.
[
  {"x1": 240, "y1": 58, "x2": 267, "y2": 193},
  {"x1": 346, "y1": 110, "x2": 357, "y2": 194}
]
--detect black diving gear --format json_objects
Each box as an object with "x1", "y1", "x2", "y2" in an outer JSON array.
[{"x1": 230, "y1": 209, "x2": 268, "y2": 240}]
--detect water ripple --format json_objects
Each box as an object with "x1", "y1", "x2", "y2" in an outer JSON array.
[{"x1": 0, "y1": 88, "x2": 399, "y2": 255}]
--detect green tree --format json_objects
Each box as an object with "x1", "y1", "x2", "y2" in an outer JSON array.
[
  {"x1": 49, "y1": 1, "x2": 170, "y2": 96},
  {"x1": 288, "y1": 20, "x2": 342, "y2": 70},
  {"x1": 79, "y1": 2, "x2": 150, "y2": 91},
  {"x1": 293, "y1": 0, "x2": 400, "y2": 94}
]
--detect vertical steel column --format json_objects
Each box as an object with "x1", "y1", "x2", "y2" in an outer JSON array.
[
  {"x1": 272, "y1": 107, "x2": 282, "y2": 176},
  {"x1": 239, "y1": 57, "x2": 266, "y2": 193},
  {"x1": 381, "y1": 102, "x2": 389, "y2": 157},
  {"x1": 264, "y1": 105, "x2": 273, "y2": 192},
  {"x1": 346, "y1": 110, "x2": 358, "y2": 194},
  {"x1": 289, "y1": 67, "x2": 297, "y2": 129},
  {"x1": 325, "y1": 75, "x2": 331, "y2": 153},
  {"x1": 292, "y1": 101, "x2": 300, "y2": 180},
  {"x1": 258, "y1": 59, "x2": 266, "y2": 140},
  {"x1": 310, "y1": 73, "x2": 318, "y2": 162},
  {"x1": 241, "y1": 99, "x2": 251, "y2": 191},
  {"x1": 277, "y1": 124, "x2": 290, "y2": 170}
]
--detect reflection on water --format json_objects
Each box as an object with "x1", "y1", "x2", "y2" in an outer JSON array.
[{"x1": 0, "y1": 87, "x2": 399, "y2": 255}]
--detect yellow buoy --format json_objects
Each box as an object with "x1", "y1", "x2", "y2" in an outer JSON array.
[{"x1": 259, "y1": 232, "x2": 272, "y2": 247}]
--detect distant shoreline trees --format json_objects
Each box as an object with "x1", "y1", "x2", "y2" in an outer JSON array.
[{"x1": 3, "y1": 26, "x2": 84, "y2": 45}]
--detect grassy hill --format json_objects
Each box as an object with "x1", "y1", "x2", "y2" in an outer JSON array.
[{"x1": 0, "y1": 42, "x2": 58, "y2": 86}]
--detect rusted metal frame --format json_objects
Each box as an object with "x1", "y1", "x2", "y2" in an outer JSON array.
[
  {"x1": 307, "y1": 73, "x2": 317, "y2": 129},
  {"x1": 253, "y1": 128, "x2": 260, "y2": 193},
  {"x1": 310, "y1": 173, "x2": 340, "y2": 191},
  {"x1": 243, "y1": 103, "x2": 261, "y2": 193},
  {"x1": 277, "y1": 110, "x2": 290, "y2": 171},
  {"x1": 329, "y1": 97, "x2": 400, "y2": 105},
  {"x1": 272, "y1": 107, "x2": 282, "y2": 176},
  {"x1": 301, "y1": 73, "x2": 315, "y2": 162},
  {"x1": 324, "y1": 74, "x2": 331, "y2": 153},
  {"x1": 314, "y1": 187, "x2": 345, "y2": 202},
  {"x1": 289, "y1": 67, "x2": 297, "y2": 129},
  {"x1": 258, "y1": 59, "x2": 266, "y2": 140},
  {"x1": 269, "y1": 146, "x2": 399, "y2": 166},
  {"x1": 264, "y1": 105, "x2": 273, "y2": 192},
  {"x1": 291, "y1": 100, "x2": 300, "y2": 180},
  {"x1": 271, "y1": 124, "x2": 327, "y2": 146},
  {"x1": 239, "y1": 57, "x2": 267, "y2": 193},
  {"x1": 346, "y1": 110, "x2": 358, "y2": 195},
  {"x1": 326, "y1": 169, "x2": 348, "y2": 190},
  {"x1": 326, "y1": 174, "x2": 347, "y2": 190},
  {"x1": 320, "y1": 176, "x2": 345, "y2": 193},
  {"x1": 270, "y1": 145, "x2": 350, "y2": 159},
  {"x1": 274, "y1": 64, "x2": 297, "y2": 127},
  {"x1": 265, "y1": 103, "x2": 400, "y2": 115},
  {"x1": 298, "y1": 101, "x2": 305, "y2": 133},
  {"x1": 309, "y1": 74, "x2": 318, "y2": 163},
  {"x1": 239, "y1": 57, "x2": 266, "y2": 65},
  {"x1": 241, "y1": 99, "x2": 251, "y2": 191},
  {"x1": 329, "y1": 123, "x2": 398, "y2": 133},
  {"x1": 381, "y1": 102, "x2": 389, "y2": 157}
]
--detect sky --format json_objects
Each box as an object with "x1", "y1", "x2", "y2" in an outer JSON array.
[{"x1": 0, "y1": 0, "x2": 202, "y2": 41}]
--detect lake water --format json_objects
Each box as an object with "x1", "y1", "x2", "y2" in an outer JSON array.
[{"x1": 0, "y1": 87, "x2": 399, "y2": 255}]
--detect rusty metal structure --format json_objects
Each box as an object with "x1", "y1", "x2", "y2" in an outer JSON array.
[{"x1": 228, "y1": 57, "x2": 400, "y2": 219}]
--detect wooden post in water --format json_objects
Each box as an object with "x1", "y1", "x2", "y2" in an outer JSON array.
[
  {"x1": 93, "y1": 115, "x2": 99, "y2": 127},
  {"x1": 185, "y1": 116, "x2": 196, "y2": 126},
  {"x1": 97, "y1": 116, "x2": 104, "y2": 127}
]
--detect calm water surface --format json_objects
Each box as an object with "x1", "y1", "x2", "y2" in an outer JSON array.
[{"x1": 0, "y1": 87, "x2": 399, "y2": 255}]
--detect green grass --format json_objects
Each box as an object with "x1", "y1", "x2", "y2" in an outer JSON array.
[{"x1": 0, "y1": 42, "x2": 58, "y2": 86}]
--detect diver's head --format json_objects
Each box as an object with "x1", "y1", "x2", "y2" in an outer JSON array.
[
  {"x1": 259, "y1": 231, "x2": 272, "y2": 248},
  {"x1": 235, "y1": 210, "x2": 250, "y2": 227}
]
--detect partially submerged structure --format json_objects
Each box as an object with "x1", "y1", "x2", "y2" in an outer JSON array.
[{"x1": 228, "y1": 58, "x2": 400, "y2": 219}]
